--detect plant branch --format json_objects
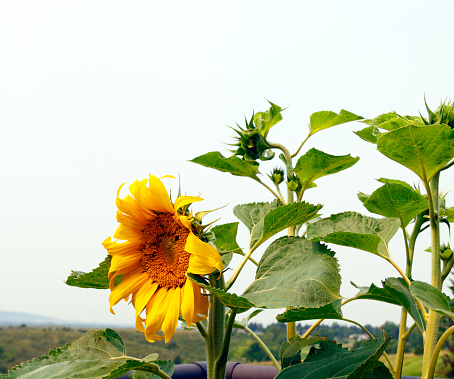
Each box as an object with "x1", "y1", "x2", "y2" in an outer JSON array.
[
  {"x1": 427, "y1": 324, "x2": 454, "y2": 379},
  {"x1": 257, "y1": 177, "x2": 285, "y2": 203},
  {"x1": 195, "y1": 321, "x2": 208, "y2": 340},
  {"x1": 243, "y1": 325, "x2": 281, "y2": 370},
  {"x1": 291, "y1": 132, "x2": 311, "y2": 158},
  {"x1": 302, "y1": 319, "x2": 324, "y2": 338},
  {"x1": 225, "y1": 238, "x2": 259, "y2": 291}
]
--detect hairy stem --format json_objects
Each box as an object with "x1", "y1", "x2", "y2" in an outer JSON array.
[
  {"x1": 426, "y1": 324, "x2": 454, "y2": 379},
  {"x1": 243, "y1": 325, "x2": 281, "y2": 370},
  {"x1": 215, "y1": 308, "x2": 238, "y2": 379},
  {"x1": 207, "y1": 275, "x2": 225, "y2": 379}
]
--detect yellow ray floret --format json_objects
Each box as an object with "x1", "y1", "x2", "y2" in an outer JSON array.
[{"x1": 103, "y1": 174, "x2": 222, "y2": 343}]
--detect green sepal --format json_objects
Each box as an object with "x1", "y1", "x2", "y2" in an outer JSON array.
[{"x1": 253, "y1": 101, "x2": 283, "y2": 138}]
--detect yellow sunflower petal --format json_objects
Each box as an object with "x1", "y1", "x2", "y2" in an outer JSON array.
[
  {"x1": 116, "y1": 184, "x2": 149, "y2": 222},
  {"x1": 113, "y1": 223, "x2": 144, "y2": 241},
  {"x1": 174, "y1": 196, "x2": 203, "y2": 212},
  {"x1": 109, "y1": 267, "x2": 148, "y2": 314},
  {"x1": 185, "y1": 233, "x2": 222, "y2": 273},
  {"x1": 180, "y1": 279, "x2": 196, "y2": 326},
  {"x1": 132, "y1": 281, "x2": 159, "y2": 318},
  {"x1": 116, "y1": 211, "x2": 147, "y2": 230},
  {"x1": 102, "y1": 238, "x2": 143, "y2": 256},
  {"x1": 145, "y1": 174, "x2": 174, "y2": 214},
  {"x1": 109, "y1": 260, "x2": 141, "y2": 286},
  {"x1": 192, "y1": 289, "x2": 209, "y2": 323},
  {"x1": 109, "y1": 252, "x2": 143, "y2": 275},
  {"x1": 144, "y1": 288, "x2": 169, "y2": 337},
  {"x1": 161, "y1": 287, "x2": 181, "y2": 343}
]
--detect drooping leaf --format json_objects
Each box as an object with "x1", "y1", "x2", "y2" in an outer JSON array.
[
  {"x1": 293, "y1": 148, "x2": 359, "y2": 190},
  {"x1": 307, "y1": 212, "x2": 400, "y2": 258},
  {"x1": 233, "y1": 309, "x2": 264, "y2": 329},
  {"x1": 410, "y1": 281, "x2": 454, "y2": 318},
  {"x1": 276, "y1": 300, "x2": 343, "y2": 323},
  {"x1": 3, "y1": 329, "x2": 172, "y2": 379},
  {"x1": 234, "y1": 201, "x2": 321, "y2": 249},
  {"x1": 275, "y1": 334, "x2": 391, "y2": 379},
  {"x1": 211, "y1": 222, "x2": 240, "y2": 268},
  {"x1": 308, "y1": 110, "x2": 363, "y2": 135},
  {"x1": 280, "y1": 335, "x2": 326, "y2": 369},
  {"x1": 354, "y1": 126, "x2": 381, "y2": 144},
  {"x1": 187, "y1": 273, "x2": 254, "y2": 311},
  {"x1": 65, "y1": 256, "x2": 111, "y2": 289},
  {"x1": 383, "y1": 278, "x2": 426, "y2": 331},
  {"x1": 253, "y1": 101, "x2": 283, "y2": 137},
  {"x1": 350, "y1": 282, "x2": 400, "y2": 306},
  {"x1": 190, "y1": 151, "x2": 260, "y2": 180},
  {"x1": 362, "y1": 182, "x2": 428, "y2": 227},
  {"x1": 130, "y1": 360, "x2": 175, "y2": 379},
  {"x1": 242, "y1": 237, "x2": 342, "y2": 309},
  {"x1": 377, "y1": 124, "x2": 454, "y2": 182}
]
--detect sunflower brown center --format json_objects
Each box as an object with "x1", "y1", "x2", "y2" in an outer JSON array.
[{"x1": 141, "y1": 213, "x2": 191, "y2": 288}]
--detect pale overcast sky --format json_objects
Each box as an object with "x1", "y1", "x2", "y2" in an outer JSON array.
[{"x1": 1, "y1": 1, "x2": 454, "y2": 329}]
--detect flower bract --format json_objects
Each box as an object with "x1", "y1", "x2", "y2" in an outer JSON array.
[{"x1": 103, "y1": 174, "x2": 222, "y2": 343}]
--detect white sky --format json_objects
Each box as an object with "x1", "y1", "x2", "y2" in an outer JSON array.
[{"x1": 1, "y1": 1, "x2": 454, "y2": 330}]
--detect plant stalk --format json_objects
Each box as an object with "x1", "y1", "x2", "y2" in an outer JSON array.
[
  {"x1": 207, "y1": 274, "x2": 226, "y2": 379},
  {"x1": 215, "y1": 307, "x2": 238, "y2": 379},
  {"x1": 243, "y1": 325, "x2": 281, "y2": 370},
  {"x1": 421, "y1": 172, "x2": 441, "y2": 378}
]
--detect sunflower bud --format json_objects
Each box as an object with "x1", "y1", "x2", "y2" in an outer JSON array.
[
  {"x1": 440, "y1": 243, "x2": 453, "y2": 260},
  {"x1": 287, "y1": 173, "x2": 302, "y2": 193},
  {"x1": 269, "y1": 167, "x2": 285, "y2": 185}
]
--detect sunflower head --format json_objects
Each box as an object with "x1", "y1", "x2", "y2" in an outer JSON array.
[{"x1": 103, "y1": 174, "x2": 222, "y2": 343}]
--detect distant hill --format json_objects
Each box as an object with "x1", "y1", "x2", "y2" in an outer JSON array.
[{"x1": 0, "y1": 310, "x2": 129, "y2": 328}]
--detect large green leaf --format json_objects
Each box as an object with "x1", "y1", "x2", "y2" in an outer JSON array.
[
  {"x1": 65, "y1": 256, "x2": 111, "y2": 289},
  {"x1": 275, "y1": 335, "x2": 391, "y2": 379},
  {"x1": 382, "y1": 278, "x2": 426, "y2": 331},
  {"x1": 362, "y1": 182, "x2": 428, "y2": 227},
  {"x1": 279, "y1": 335, "x2": 326, "y2": 369},
  {"x1": 308, "y1": 110, "x2": 363, "y2": 135},
  {"x1": 190, "y1": 151, "x2": 260, "y2": 180},
  {"x1": 3, "y1": 329, "x2": 172, "y2": 379},
  {"x1": 410, "y1": 281, "x2": 454, "y2": 318},
  {"x1": 276, "y1": 300, "x2": 343, "y2": 323},
  {"x1": 377, "y1": 124, "x2": 454, "y2": 182},
  {"x1": 234, "y1": 201, "x2": 321, "y2": 249},
  {"x1": 211, "y1": 222, "x2": 240, "y2": 268},
  {"x1": 361, "y1": 361, "x2": 393, "y2": 379},
  {"x1": 362, "y1": 112, "x2": 397, "y2": 127},
  {"x1": 307, "y1": 212, "x2": 400, "y2": 258},
  {"x1": 187, "y1": 273, "x2": 254, "y2": 311},
  {"x1": 242, "y1": 237, "x2": 341, "y2": 309},
  {"x1": 293, "y1": 148, "x2": 359, "y2": 190}
]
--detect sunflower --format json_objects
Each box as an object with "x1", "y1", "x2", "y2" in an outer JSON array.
[{"x1": 103, "y1": 174, "x2": 222, "y2": 343}]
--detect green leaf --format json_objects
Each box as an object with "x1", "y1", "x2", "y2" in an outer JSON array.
[
  {"x1": 350, "y1": 282, "x2": 400, "y2": 306},
  {"x1": 275, "y1": 334, "x2": 391, "y2": 379},
  {"x1": 253, "y1": 101, "x2": 283, "y2": 137},
  {"x1": 233, "y1": 309, "x2": 264, "y2": 329},
  {"x1": 377, "y1": 117, "x2": 412, "y2": 131},
  {"x1": 376, "y1": 177, "x2": 415, "y2": 190},
  {"x1": 354, "y1": 126, "x2": 381, "y2": 144},
  {"x1": 377, "y1": 124, "x2": 454, "y2": 182},
  {"x1": 293, "y1": 148, "x2": 359, "y2": 189},
  {"x1": 361, "y1": 361, "x2": 393, "y2": 379},
  {"x1": 3, "y1": 329, "x2": 172, "y2": 379},
  {"x1": 234, "y1": 201, "x2": 321, "y2": 249},
  {"x1": 187, "y1": 273, "x2": 254, "y2": 311},
  {"x1": 190, "y1": 151, "x2": 260, "y2": 180},
  {"x1": 410, "y1": 280, "x2": 454, "y2": 318},
  {"x1": 242, "y1": 237, "x2": 342, "y2": 309},
  {"x1": 280, "y1": 335, "x2": 326, "y2": 369},
  {"x1": 307, "y1": 212, "x2": 400, "y2": 258},
  {"x1": 382, "y1": 278, "x2": 426, "y2": 331},
  {"x1": 362, "y1": 112, "x2": 397, "y2": 127},
  {"x1": 211, "y1": 222, "x2": 240, "y2": 268},
  {"x1": 441, "y1": 206, "x2": 454, "y2": 222},
  {"x1": 130, "y1": 361, "x2": 174, "y2": 379},
  {"x1": 65, "y1": 256, "x2": 111, "y2": 289},
  {"x1": 308, "y1": 109, "x2": 363, "y2": 135},
  {"x1": 276, "y1": 300, "x2": 343, "y2": 323},
  {"x1": 362, "y1": 182, "x2": 428, "y2": 227}
]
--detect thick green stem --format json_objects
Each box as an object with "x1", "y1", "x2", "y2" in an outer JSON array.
[
  {"x1": 215, "y1": 308, "x2": 238, "y2": 379},
  {"x1": 422, "y1": 172, "x2": 441, "y2": 378},
  {"x1": 394, "y1": 309, "x2": 407, "y2": 379},
  {"x1": 207, "y1": 275, "x2": 226, "y2": 379}
]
